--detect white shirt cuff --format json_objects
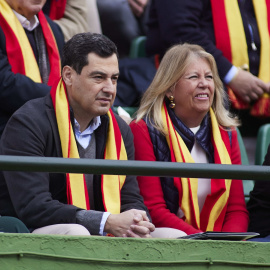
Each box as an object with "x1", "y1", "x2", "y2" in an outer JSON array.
[
  {"x1": 223, "y1": 66, "x2": 238, "y2": 84},
  {"x1": 100, "y1": 212, "x2": 111, "y2": 235}
]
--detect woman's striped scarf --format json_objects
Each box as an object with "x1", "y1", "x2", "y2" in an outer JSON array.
[{"x1": 161, "y1": 103, "x2": 232, "y2": 231}]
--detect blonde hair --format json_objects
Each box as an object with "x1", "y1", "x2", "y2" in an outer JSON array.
[{"x1": 136, "y1": 43, "x2": 239, "y2": 134}]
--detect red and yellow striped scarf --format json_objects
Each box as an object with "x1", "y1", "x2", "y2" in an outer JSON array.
[
  {"x1": 162, "y1": 103, "x2": 232, "y2": 231},
  {"x1": 211, "y1": 0, "x2": 270, "y2": 117},
  {"x1": 50, "y1": 78, "x2": 127, "y2": 213},
  {"x1": 0, "y1": 0, "x2": 61, "y2": 85},
  {"x1": 48, "y1": 0, "x2": 67, "y2": 20}
]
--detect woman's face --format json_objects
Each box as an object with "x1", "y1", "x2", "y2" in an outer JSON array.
[{"x1": 167, "y1": 56, "x2": 215, "y2": 128}]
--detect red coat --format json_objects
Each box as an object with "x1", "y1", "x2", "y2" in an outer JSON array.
[{"x1": 130, "y1": 119, "x2": 249, "y2": 235}]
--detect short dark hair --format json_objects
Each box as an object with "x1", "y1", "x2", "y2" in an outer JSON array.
[{"x1": 62, "y1": 33, "x2": 118, "y2": 74}]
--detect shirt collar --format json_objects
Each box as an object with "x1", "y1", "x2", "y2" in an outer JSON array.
[
  {"x1": 13, "y1": 10, "x2": 40, "y2": 31},
  {"x1": 74, "y1": 116, "x2": 101, "y2": 136},
  {"x1": 190, "y1": 126, "x2": 200, "y2": 135}
]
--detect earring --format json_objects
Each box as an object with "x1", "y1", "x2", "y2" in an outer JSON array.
[{"x1": 168, "y1": 96, "x2": 175, "y2": 109}]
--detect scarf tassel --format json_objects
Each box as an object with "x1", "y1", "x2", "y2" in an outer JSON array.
[
  {"x1": 228, "y1": 88, "x2": 250, "y2": 110},
  {"x1": 251, "y1": 94, "x2": 270, "y2": 117}
]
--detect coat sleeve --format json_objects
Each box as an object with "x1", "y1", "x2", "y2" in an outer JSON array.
[
  {"x1": 147, "y1": 0, "x2": 232, "y2": 79},
  {"x1": 0, "y1": 102, "x2": 79, "y2": 229},
  {"x1": 130, "y1": 120, "x2": 202, "y2": 235},
  {"x1": 221, "y1": 129, "x2": 249, "y2": 232}
]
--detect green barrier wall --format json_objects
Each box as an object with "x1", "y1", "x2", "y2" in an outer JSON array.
[
  {"x1": 0, "y1": 234, "x2": 270, "y2": 270},
  {"x1": 1, "y1": 157, "x2": 270, "y2": 269}
]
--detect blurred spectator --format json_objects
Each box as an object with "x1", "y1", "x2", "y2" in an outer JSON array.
[
  {"x1": 248, "y1": 143, "x2": 270, "y2": 242},
  {"x1": 0, "y1": 0, "x2": 64, "y2": 137},
  {"x1": 43, "y1": 0, "x2": 102, "y2": 42},
  {"x1": 97, "y1": 0, "x2": 150, "y2": 58},
  {"x1": 145, "y1": 0, "x2": 270, "y2": 136}
]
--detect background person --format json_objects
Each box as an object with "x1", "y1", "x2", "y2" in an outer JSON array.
[
  {"x1": 43, "y1": 0, "x2": 102, "y2": 42},
  {"x1": 0, "y1": 0, "x2": 64, "y2": 137},
  {"x1": 97, "y1": 0, "x2": 150, "y2": 58},
  {"x1": 130, "y1": 43, "x2": 249, "y2": 235},
  {"x1": 247, "y1": 144, "x2": 270, "y2": 242}
]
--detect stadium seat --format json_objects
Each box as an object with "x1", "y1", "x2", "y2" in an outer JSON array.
[
  {"x1": 129, "y1": 36, "x2": 146, "y2": 58},
  {"x1": 113, "y1": 106, "x2": 138, "y2": 117},
  {"x1": 255, "y1": 124, "x2": 270, "y2": 165},
  {"x1": 236, "y1": 127, "x2": 254, "y2": 203}
]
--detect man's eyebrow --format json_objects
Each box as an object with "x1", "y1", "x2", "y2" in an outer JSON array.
[
  {"x1": 90, "y1": 71, "x2": 106, "y2": 76},
  {"x1": 90, "y1": 71, "x2": 120, "y2": 76}
]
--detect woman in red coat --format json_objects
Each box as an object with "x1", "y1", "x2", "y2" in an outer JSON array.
[{"x1": 130, "y1": 43, "x2": 249, "y2": 235}]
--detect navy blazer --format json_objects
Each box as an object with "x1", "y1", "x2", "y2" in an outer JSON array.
[{"x1": 0, "y1": 15, "x2": 64, "y2": 137}]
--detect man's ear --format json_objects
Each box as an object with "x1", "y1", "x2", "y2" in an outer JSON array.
[{"x1": 62, "y1": 66, "x2": 73, "y2": 86}]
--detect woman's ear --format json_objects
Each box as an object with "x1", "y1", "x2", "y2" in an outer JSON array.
[
  {"x1": 165, "y1": 92, "x2": 171, "y2": 99},
  {"x1": 165, "y1": 86, "x2": 174, "y2": 99},
  {"x1": 62, "y1": 66, "x2": 73, "y2": 86}
]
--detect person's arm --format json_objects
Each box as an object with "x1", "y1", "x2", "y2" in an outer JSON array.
[
  {"x1": 0, "y1": 102, "x2": 79, "y2": 229},
  {"x1": 222, "y1": 129, "x2": 249, "y2": 232},
  {"x1": 0, "y1": 29, "x2": 50, "y2": 115},
  {"x1": 130, "y1": 120, "x2": 202, "y2": 235},
  {"x1": 150, "y1": 0, "x2": 270, "y2": 101},
  {"x1": 149, "y1": 0, "x2": 232, "y2": 78}
]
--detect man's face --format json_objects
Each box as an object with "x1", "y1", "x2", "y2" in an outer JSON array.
[
  {"x1": 5, "y1": 0, "x2": 46, "y2": 20},
  {"x1": 64, "y1": 53, "x2": 119, "y2": 129}
]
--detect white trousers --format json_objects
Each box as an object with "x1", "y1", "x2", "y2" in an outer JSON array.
[
  {"x1": 32, "y1": 224, "x2": 90, "y2": 235},
  {"x1": 32, "y1": 224, "x2": 186, "y2": 238}
]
